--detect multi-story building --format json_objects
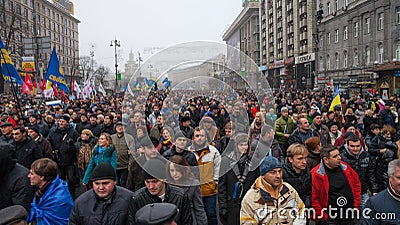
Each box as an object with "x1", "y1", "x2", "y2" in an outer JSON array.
[
  {"x1": 317, "y1": 0, "x2": 400, "y2": 94},
  {"x1": 223, "y1": 0, "x2": 260, "y2": 89},
  {"x1": 262, "y1": 0, "x2": 317, "y2": 90},
  {"x1": 0, "y1": 0, "x2": 79, "y2": 88}
]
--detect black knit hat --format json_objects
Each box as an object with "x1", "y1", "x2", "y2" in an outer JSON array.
[
  {"x1": 311, "y1": 112, "x2": 321, "y2": 120},
  {"x1": 90, "y1": 162, "x2": 116, "y2": 181},
  {"x1": 59, "y1": 114, "x2": 70, "y2": 122},
  {"x1": 142, "y1": 158, "x2": 166, "y2": 180},
  {"x1": 28, "y1": 125, "x2": 40, "y2": 134}
]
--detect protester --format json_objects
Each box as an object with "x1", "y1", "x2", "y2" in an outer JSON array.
[
  {"x1": 240, "y1": 156, "x2": 306, "y2": 224},
  {"x1": 12, "y1": 125, "x2": 42, "y2": 169},
  {"x1": 135, "y1": 203, "x2": 178, "y2": 225},
  {"x1": 305, "y1": 136, "x2": 322, "y2": 170},
  {"x1": 75, "y1": 129, "x2": 98, "y2": 180},
  {"x1": 27, "y1": 125, "x2": 54, "y2": 160},
  {"x1": 166, "y1": 155, "x2": 207, "y2": 225},
  {"x1": 69, "y1": 162, "x2": 134, "y2": 225},
  {"x1": 27, "y1": 158, "x2": 73, "y2": 225},
  {"x1": 0, "y1": 205, "x2": 28, "y2": 225}
]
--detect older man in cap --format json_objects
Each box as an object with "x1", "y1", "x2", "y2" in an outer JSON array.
[
  {"x1": 111, "y1": 121, "x2": 135, "y2": 187},
  {"x1": 70, "y1": 162, "x2": 134, "y2": 225},
  {"x1": 135, "y1": 203, "x2": 178, "y2": 225},
  {"x1": 0, "y1": 122, "x2": 15, "y2": 145},
  {"x1": 0, "y1": 205, "x2": 28, "y2": 225},
  {"x1": 240, "y1": 156, "x2": 306, "y2": 225},
  {"x1": 27, "y1": 125, "x2": 53, "y2": 160},
  {"x1": 127, "y1": 158, "x2": 192, "y2": 225},
  {"x1": 47, "y1": 114, "x2": 79, "y2": 198}
]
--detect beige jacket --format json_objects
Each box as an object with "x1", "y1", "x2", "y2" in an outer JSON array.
[{"x1": 240, "y1": 177, "x2": 306, "y2": 225}]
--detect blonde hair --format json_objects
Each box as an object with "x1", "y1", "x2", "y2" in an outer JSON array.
[
  {"x1": 287, "y1": 143, "x2": 308, "y2": 158},
  {"x1": 81, "y1": 129, "x2": 94, "y2": 138},
  {"x1": 365, "y1": 110, "x2": 374, "y2": 117}
]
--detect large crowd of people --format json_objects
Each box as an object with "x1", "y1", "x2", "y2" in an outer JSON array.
[{"x1": 0, "y1": 86, "x2": 400, "y2": 225}]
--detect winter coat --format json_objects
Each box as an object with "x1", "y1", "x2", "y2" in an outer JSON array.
[
  {"x1": 82, "y1": 144, "x2": 117, "y2": 184},
  {"x1": 47, "y1": 125, "x2": 79, "y2": 166},
  {"x1": 75, "y1": 136, "x2": 98, "y2": 175},
  {"x1": 14, "y1": 136, "x2": 42, "y2": 169},
  {"x1": 218, "y1": 153, "x2": 259, "y2": 225},
  {"x1": 240, "y1": 177, "x2": 306, "y2": 224},
  {"x1": 363, "y1": 115, "x2": 378, "y2": 137},
  {"x1": 275, "y1": 116, "x2": 295, "y2": 145},
  {"x1": 173, "y1": 125, "x2": 194, "y2": 139},
  {"x1": 307, "y1": 150, "x2": 321, "y2": 171},
  {"x1": 334, "y1": 128, "x2": 366, "y2": 149},
  {"x1": 27, "y1": 176, "x2": 73, "y2": 225},
  {"x1": 0, "y1": 162, "x2": 34, "y2": 211},
  {"x1": 310, "y1": 162, "x2": 361, "y2": 222},
  {"x1": 282, "y1": 161, "x2": 312, "y2": 207},
  {"x1": 288, "y1": 127, "x2": 318, "y2": 145},
  {"x1": 127, "y1": 184, "x2": 192, "y2": 225},
  {"x1": 127, "y1": 154, "x2": 147, "y2": 192},
  {"x1": 361, "y1": 189, "x2": 400, "y2": 224},
  {"x1": 310, "y1": 124, "x2": 332, "y2": 147},
  {"x1": 86, "y1": 123, "x2": 102, "y2": 137},
  {"x1": 189, "y1": 145, "x2": 221, "y2": 196},
  {"x1": 162, "y1": 146, "x2": 198, "y2": 167},
  {"x1": 367, "y1": 134, "x2": 397, "y2": 191},
  {"x1": 249, "y1": 138, "x2": 284, "y2": 163},
  {"x1": 69, "y1": 186, "x2": 134, "y2": 225},
  {"x1": 100, "y1": 124, "x2": 116, "y2": 135},
  {"x1": 111, "y1": 133, "x2": 135, "y2": 170},
  {"x1": 34, "y1": 134, "x2": 54, "y2": 160},
  {"x1": 339, "y1": 146, "x2": 378, "y2": 194},
  {"x1": 379, "y1": 108, "x2": 395, "y2": 127},
  {"x1": 173, "y1": 180, "x2": 207, "y2": 225}
]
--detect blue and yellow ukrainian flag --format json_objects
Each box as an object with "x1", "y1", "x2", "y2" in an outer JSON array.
[
  {"x1": 45, "y1": 48, "x2": 69, "y2": 93},
  {"x1": 0, "y1": 38, "x2": 23, "y2": 85},
  {"x1": 329, "y1": 86, "x2": 341, "y2": 111}
]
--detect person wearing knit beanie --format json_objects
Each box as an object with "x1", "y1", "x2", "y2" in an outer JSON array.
[
  {"x1": 259, "y1": 156, "x2": 282, "y2": 176},
  {"x1": 90, "y1": 162, "x2": 116, "y2": 181}
]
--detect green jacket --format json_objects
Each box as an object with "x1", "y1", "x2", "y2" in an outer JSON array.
[{"x1": 275, "y1": 116, "x2": 295, "y2": 145}]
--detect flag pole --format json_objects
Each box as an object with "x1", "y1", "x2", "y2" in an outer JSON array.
[{"x1": 0, "y1": 49, "x2": 25, "y2": 125}]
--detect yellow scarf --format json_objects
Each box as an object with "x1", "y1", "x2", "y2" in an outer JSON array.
[{"x1": 255, "y1": 176, "x2": 283, "y2": 200}]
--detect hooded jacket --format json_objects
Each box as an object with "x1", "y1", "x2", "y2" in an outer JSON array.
[{"x1": 240, "y1": 177, "x2": 306, "y2": 225}]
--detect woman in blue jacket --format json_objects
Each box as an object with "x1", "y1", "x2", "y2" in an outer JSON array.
[{"x1": 82, "y1": 133, "x2": 117, "y2": 186}]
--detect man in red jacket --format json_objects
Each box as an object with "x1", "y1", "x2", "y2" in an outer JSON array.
[{"x1": 311, "y1": 145, "x2": 361, "y2": 225}]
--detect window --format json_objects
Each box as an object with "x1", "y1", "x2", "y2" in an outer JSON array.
[
  {"x1": 335, "y1": 53, "x2": 339, "y2": 69},
  {"x1": 327, "y1": 55, "x2": 331, "y2": 70},
  {"x1": 8, "y1": 0, "x2": 13, "y2": 11},
  {"x1": 354, "y1": 49, "x2": 358, "y2": 66},
  {"x1": 23, "y1": 8, "x2": 28, "y2": 18},
  {"x1": 396, "y1": 7, "x2": 400, "y2": 25},
  {"x1": 365, "y1": 17, "x2": 370, "y2": 34},
  {"x1": 395, "y1": 42, "x2": 400, "y2": 61},
  {"x1": 335, "y1": 29, "x2": 339, "y2": 43},
  {"x1": 354, "y1": 22, "x2": 358, "y2": 37},
  {"x1": 344, "y1": 51, "x2": 348, "y2": 67},
  {"x1": 327, "y1": 2, "x2": 331, "y2": 15},
  {"x1": 378, "y1": 13, "x2": 384, "y2": 31},
  {"x1": 343, "y1": 26, "x2": 348, "y2": 40},
  {"x1": 335, "y1": 0, "x2": 339, "y2": 11},
  {"x1": 343, "y1": 0, "x2": 348, "y2": 7},
  {"x1": 365, "y1": 46, "x2": 370, "y2": 64},
  {"x1": 320, "y1": 57, "x2": 324, "y2": 70},
  {"x1": 327, "y1": 32, "x2": 331, "y2": 44},
  {"x1": 378, "y1": 43, "x2": 383, "y2": 63}
]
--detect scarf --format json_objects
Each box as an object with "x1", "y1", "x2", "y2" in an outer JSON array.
[
  {"x1": 35, "y1": 180, "x2": 52, "y2": 201},
  {"x1": 254, "y1": 176, "x2": 283, "y2": 200},
  {"x1": 78, "y1": 143, "x2": 92, "y2": 170}
]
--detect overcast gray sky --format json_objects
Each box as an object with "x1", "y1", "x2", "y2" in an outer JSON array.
[{"x1": 74, "y1": 0, "x2": 242, "y2": 72}]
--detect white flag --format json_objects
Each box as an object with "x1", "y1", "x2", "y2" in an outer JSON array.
[{"x1": 98, "y1": 83, "x2": 106, "y2": 96}]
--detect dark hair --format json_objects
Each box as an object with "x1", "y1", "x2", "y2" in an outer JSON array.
[
  {"x1": 260, "y1": 124, "x2": 274, "y2": 136},
  {"x1": 345, "y1": 133, "x2": 360, "y2": 144},
  {"x1": 13, "y1": 125, "x2": 26, "y2": 134},
  {"x1": 166, "y1": 155, "x2": 195, "y2": 184},
  {"x1": 31, "y1": 158, "x2": 58, "y2": 181},
  {"x1": 105, "y1": 114, "x2": 114, "y2": 121},
  {"x1": 320, "y1": 145, "x2": 339, "y2": 159}
]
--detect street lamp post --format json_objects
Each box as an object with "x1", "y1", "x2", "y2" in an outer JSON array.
[{"x1": 110, "y1": 39, "x2": 121, "y2": 93}]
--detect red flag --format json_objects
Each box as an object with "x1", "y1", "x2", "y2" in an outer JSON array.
[
  {"x1": 24, "y1": 74, "x2": 33, "y2": 89},
  {"x1": 53, "y1": 83, "x2": 59, "y2": 97},
  {"x1": 40, "y1": 79, "x2": 46, "y2": 92},
  {"x1": 22, "y1": 81, "x2": 32, "y2": 94},
  {"x1": 61, "y1": 90, "x2": 66, "y2": 100},
  {"x1": 33, "y1": 79, "x2": 37, "y2": 88},
  {"x1": 71, "y1": 79, "x2": 75, "y2": 92}
]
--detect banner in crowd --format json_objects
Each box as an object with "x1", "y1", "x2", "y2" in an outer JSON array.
[
  {"x1": 0, "y1": 38, "x2": 23, "y2": 85},
  {"x1": 45, "y1": 48, "x2": 69, "y2": 93}
]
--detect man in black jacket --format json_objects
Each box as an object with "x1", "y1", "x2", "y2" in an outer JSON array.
[
  {"x1": 70, "y1": 163, "x2": 134, "y2": 225},
  {"x1": 340, "y1": 133, "x2": 378, "y2": 208},
  {"x1": 87, "y1": 114, "x2": 102, "y2": 137},
  {"x1": 47, "y1": 114, "x2": 79, "y2": 198},
  {"x1": 0, "y1": 143, "x2": 34, "y2": 211},
  {"x1": 282, "y1": 143, "x2": 312, "y2": 207},
  {"x1": 127, "y1": 158, "x2": 192, "y2": 225},
  {"x1": 12, "y1": 126, "x2": 42, "y2": 169}
]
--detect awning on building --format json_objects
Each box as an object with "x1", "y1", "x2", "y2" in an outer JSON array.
[{"x1": 368, "y1": 62, "x2": 400, "y2": 72}]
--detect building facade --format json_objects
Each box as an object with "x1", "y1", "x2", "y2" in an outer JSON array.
[
  {"x1": 0, "y1": 0, "x2": 79, "y2": 88},
  {"x1": 317, "y1": 0, "x2": 400, "y2": 94}
]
